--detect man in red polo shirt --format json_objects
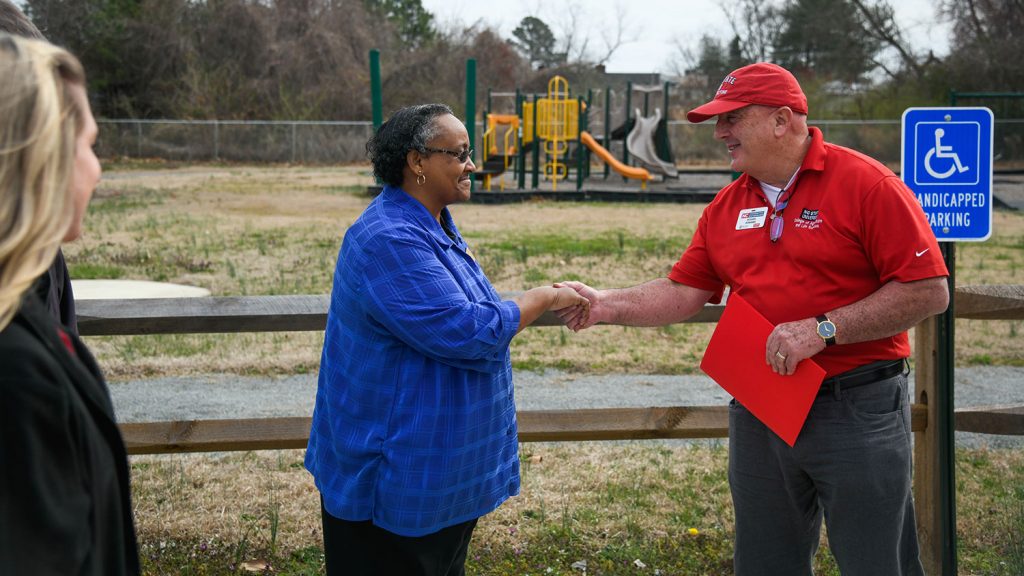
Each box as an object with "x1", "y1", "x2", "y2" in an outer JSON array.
[{"x1": 559, "y1": 62, "x2": 948, "y2": 575}]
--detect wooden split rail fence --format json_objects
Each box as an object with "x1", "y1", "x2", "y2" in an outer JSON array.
[{"x1": 77, "y1": 283, "x2": 1024, "y2": 573}]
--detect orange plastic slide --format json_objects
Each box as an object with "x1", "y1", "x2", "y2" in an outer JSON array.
[{"x1": 579, "y1": 130, "x2": 651, "y2": 185}]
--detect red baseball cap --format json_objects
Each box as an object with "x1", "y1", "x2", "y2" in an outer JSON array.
[{"x1": 686, "y1": 62, "x2": 808, "y2": 123}]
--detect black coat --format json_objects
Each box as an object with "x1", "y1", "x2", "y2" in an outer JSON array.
[
  {"x1": 33, "y1": 249, "x2": 78, "y2": 334},
  {"x1": 0, "y1": 293, "x2": 139, "y2": 575}
]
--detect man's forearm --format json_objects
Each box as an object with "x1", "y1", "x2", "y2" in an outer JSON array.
[
  {"x1": 600, "y1": 278, "x2": 713, "y2": 327},
  {"x1": 766, "y1": 276, "x2": 950, "y2": 375},
  {"x1": 827, "y1": 276, "x2": 949, "y2": 345}
]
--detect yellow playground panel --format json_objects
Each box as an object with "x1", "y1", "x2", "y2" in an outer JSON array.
[
  {"x1": 536, "y1": 76, "x2": 579, "y2": 190},
  {"x1": 484, "y1": 76, "x2": 580, "y2": 191},
  {"x1": 481, "y1": 114, "x2": 519, "y2": 191}
]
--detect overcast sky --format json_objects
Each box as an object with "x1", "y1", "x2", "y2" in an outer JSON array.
[{"x1": 420, "y1": 0, "x2": 952, "y2": 74}]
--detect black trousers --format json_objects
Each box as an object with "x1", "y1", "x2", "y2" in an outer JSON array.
[{"x1": 321, "y1": 500, "x2": 478, "y2": 576}]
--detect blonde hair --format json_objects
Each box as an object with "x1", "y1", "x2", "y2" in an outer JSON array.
[{"x1": 0, "y1": 34, "x2": 85, "y2": 330}]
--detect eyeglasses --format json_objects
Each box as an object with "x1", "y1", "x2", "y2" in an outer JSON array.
[
  {"x1": 423, "y1": 147, "x2": 473, "y2": 163},
  {"x1": 769, "y1": 190, "x2": 791, "y2": 243}
]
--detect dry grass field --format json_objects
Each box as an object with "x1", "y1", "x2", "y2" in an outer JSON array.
[
  {"x1": 71, "y1": 163, "x2": 1023, "y2": 380},
  {"x1": 132, "y1": 445, "x2": 1024, "y2": 575},
  {"x1": 67, "y1": 162, "x2": 1024, "y2": 575}
]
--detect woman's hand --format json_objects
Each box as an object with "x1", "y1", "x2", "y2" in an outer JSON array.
[
  {"x1": 548, "y1": 285, "x2": 590, "y2": 329},
  {"x1": 549, "y1": 285, "x2": 590, "y2": 313},
  {"x1": 553, "y1": 281, "x2": 601, "y2": 331},
  {"x1": 513, "y1": 285, "x2": 589, "y2": 333}
]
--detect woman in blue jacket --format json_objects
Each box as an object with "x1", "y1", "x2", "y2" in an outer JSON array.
[{"x1": 306, "y1": 104, "x2": 588, "y2": 575}]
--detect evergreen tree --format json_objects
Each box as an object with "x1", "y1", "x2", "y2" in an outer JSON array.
[
  {"x1": 509, "y1": 16, "x2": 562, "y2": 69},
  {"x1": 773, "y1": 0, "x2": 881, "y2": 83},
  {"x1": 363, "y1": 0, "x2": 436, "y2": 49},
  {"x1": 26, "y1": 0, "x2": 141, "y2": 115}
]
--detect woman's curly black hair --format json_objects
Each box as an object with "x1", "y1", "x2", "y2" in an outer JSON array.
[{"x1": 366, "y1": 103, "x2": 453, "y2": 187}]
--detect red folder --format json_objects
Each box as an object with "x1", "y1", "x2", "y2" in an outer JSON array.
[{"x1": 700, "y1": 293, "x2": 826, "y2": 446}]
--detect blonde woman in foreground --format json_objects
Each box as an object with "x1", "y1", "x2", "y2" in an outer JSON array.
[{"x1": 0, "y1": 34, "x2": 140, "y2": 575}]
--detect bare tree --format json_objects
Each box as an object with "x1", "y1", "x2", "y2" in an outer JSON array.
[
  {"x1": 939, "y1": 0, "x2": 1024, "y2": 91},
  {"x1": 593, "y1": 1, "x2": 635, "y2": 66},
  {"x1": 848, "y1": 0, "x2": 934, "y2": 81},
  {"x1": 552, "y1": 0, "x2": 636, "y2": 66},
  {"x1": 664, "y1": 35, "x2": 698, "y2": 79},
  {"x1": 554, "y1": 3, "x2": 588, "y2": 64},
  {"x1": 721, "y1": 0, "x2": 782, "y2": 62}
]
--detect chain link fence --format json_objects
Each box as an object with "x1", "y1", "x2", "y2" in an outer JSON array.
[
  {"x1": 98, "y1": 120, "x2": 376, "y2": 164},
  {"x1": 97, "y1": 118, "x2": 1024, "y2": 168},
  {"x1": 668, "y1": 119, "x2": 1024, "y2": 168}
]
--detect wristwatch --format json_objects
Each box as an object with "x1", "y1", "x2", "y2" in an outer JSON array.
[{"x1": 816, "y1": 314, "x2": 837, "y2": 346}]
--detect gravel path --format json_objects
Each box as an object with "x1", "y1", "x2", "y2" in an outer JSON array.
[{"x1": 109, "y1": 366, "x2": 1024, "y2": 449}]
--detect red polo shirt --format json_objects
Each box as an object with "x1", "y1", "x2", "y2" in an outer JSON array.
[{"x1": 670, "y1": 127, "x2": 948, "y2": 376}]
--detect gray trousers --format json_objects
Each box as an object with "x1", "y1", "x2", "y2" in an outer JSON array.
[{"x1": 729, "y1": 371, "x2": 925, "y2": 576}]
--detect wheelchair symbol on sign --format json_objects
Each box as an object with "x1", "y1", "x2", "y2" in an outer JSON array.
[{"x1": 924, "y1": 128, "x2": 970, "y2": 179}]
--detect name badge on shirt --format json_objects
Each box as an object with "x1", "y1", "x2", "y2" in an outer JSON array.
[{"x1": 736, "y1": 207, "x2": 768, "y2": 230}]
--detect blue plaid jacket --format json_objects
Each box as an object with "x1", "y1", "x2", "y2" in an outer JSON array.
[{"x1": 305, "y1": 185, "x2": 521, "y2": 537}]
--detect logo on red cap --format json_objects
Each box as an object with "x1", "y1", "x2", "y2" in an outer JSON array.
[{"x1": 716, "y1": 75, "x2": 737, "y2": 98}]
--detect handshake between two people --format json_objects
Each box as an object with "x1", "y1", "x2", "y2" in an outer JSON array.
[
  {"x1": 551, "y1": 281, "x2": 601, "y2": 332},
  {"x1": 514, "y1": 283, "x2": 593, "y2": 334}
]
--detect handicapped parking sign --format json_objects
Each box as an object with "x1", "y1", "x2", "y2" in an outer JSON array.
[
  {"x1": 902, "y1": 107, "x2": 993, "y2": 241},
  {"x1": 918, "y1": 123, "x2": 975, "y2": 184}
]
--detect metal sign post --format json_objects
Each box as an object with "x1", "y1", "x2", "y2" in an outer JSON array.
[{"x1": 901, "y1": 106, "x2": 994, "y2": 576}]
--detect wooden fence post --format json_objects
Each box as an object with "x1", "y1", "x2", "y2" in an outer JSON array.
[{"x1": 914, "y1": 317, "x2": 940, "y2": 574}]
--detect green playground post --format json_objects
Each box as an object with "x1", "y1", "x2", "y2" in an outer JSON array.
[
  {"x1": 465, "y1": 59, "x2": 476, "y2": 190},
  {"x1": 663, "y1": 81, "x2": 670, "y2": 119},
  {"x1": 662, "y1": 81, "x2": 672, "y2": 161},
  {"x1": 604, "y1": 86, "x2": 611, "y2": 179},
  {"x1": 465, "y1": 59, "x2": 476, "y2": 158},
  {"x1": 577, "y1": 97, "x2": 585, "y2": 191},
  {"x1": 517, "y1": 90, "x2": 526, "y2": 190},
  {"x1": 584, "y1": 89, "x2": 593, "y2": 180},
  {"x1": 623, "y1": 82, "x2": 632, "y2": 170},
  {"x1": 369, "y1": 49, "x2": 383, "y2": 185},
  {"x1": 532, "y1": 94, "x2": 540, "y2": 189},
  {"x1": 369, "y1": 49, "x2": 383, "y2": 132}
]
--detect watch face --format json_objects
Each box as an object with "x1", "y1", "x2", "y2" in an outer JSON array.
[{"x1": 818, "y1": 321, "x2": 837, "y2": 339}]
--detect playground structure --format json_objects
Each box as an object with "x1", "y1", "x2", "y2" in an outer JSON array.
[
  {"x1": 368, "y1": 52, "x2": 718, "y2": 201},
  {"x1": 476, "y1": 76, "x2": 683, "y2": 192}
]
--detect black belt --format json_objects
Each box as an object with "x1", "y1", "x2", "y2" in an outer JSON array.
[{"x1": 817, "y1": 359, "x2": 906, "y2": 398}]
